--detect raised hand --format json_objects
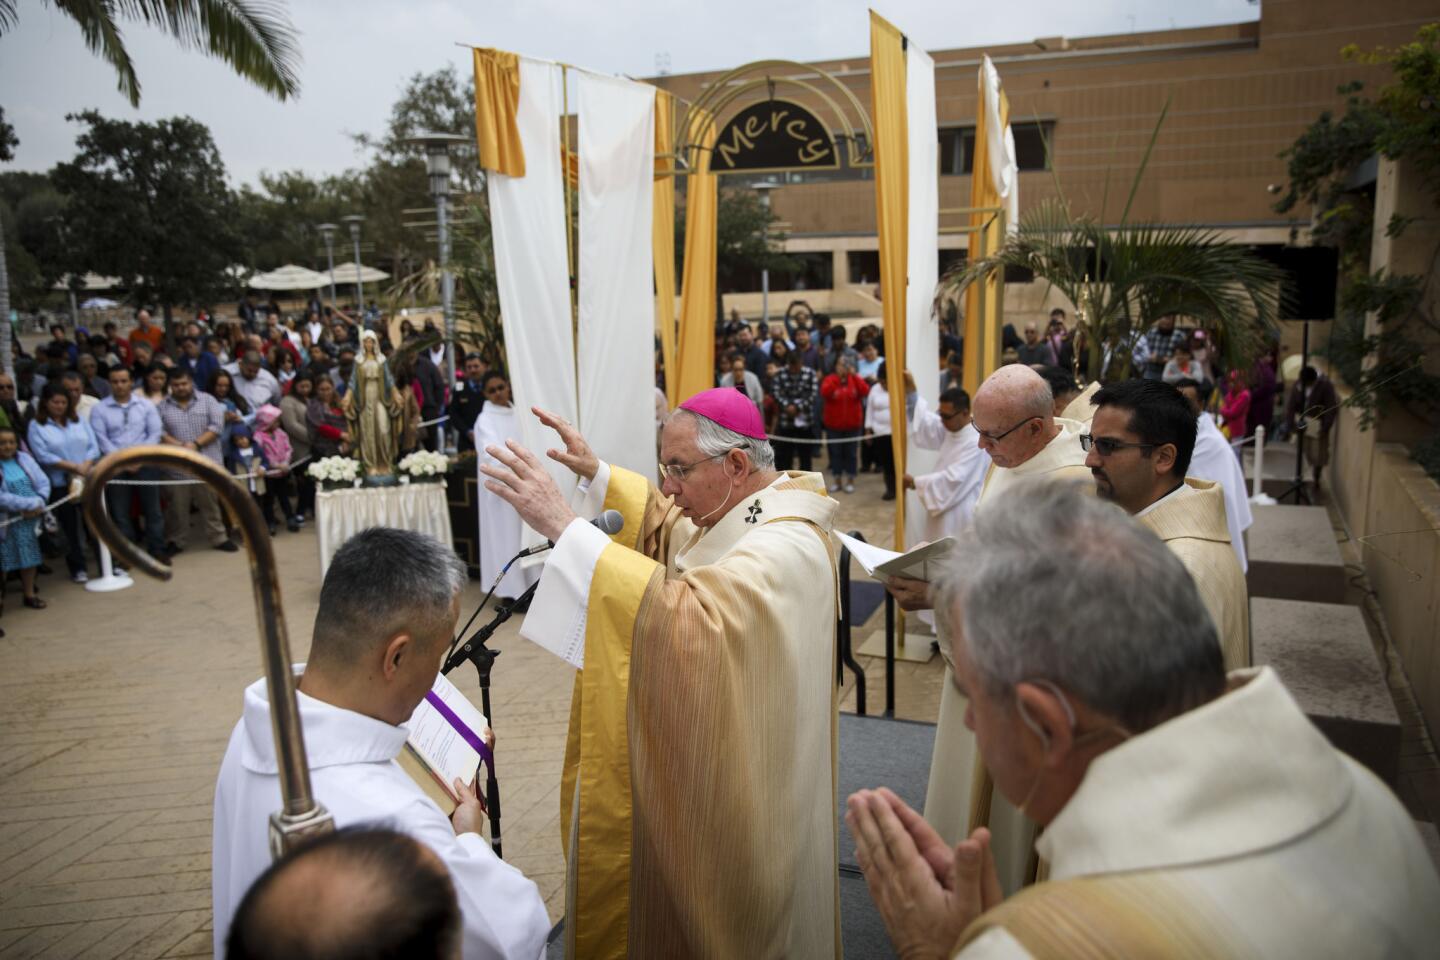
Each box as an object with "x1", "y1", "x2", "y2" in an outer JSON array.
[
  {"x1": 533, "y1": 407, "x2": 599, "y2": 481},
  {"x1": 480, "y1": 438, "x2": 578, "y2": 542}
]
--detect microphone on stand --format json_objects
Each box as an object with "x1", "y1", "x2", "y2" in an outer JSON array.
[{"x1": 514, "y1": 509, "x2": 625, "y2": 558}]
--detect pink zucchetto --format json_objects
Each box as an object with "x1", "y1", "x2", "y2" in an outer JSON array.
[{"x1": 678, "y1": 387, "x2": 768, "y2": 440}]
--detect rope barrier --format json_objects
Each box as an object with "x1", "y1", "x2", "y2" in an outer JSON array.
[{"x1": 769, "y1": 430, "x2": 894, "y2": 447}]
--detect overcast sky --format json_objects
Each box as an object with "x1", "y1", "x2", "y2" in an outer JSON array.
[{"x1": 1, "y1": 0, "x2": 1260, "y2": 187}]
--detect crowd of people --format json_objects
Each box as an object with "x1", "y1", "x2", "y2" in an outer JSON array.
[
  {"x1": 0, "y1": 301, "x2": 504, "y2": 635},
  {"x1": 697, "y1": 302, "x2": 1324, "y2": 511}
]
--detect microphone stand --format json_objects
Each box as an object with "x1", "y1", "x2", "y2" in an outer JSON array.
[{"x1": 442, "y1": 576, "x2": 541, "y2": 858}]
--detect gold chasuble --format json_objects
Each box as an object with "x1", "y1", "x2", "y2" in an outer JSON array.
[
  {"x1": 924, "y1": 419, "x2": 1092, "y2": 894},
  {"x1": 1137, "y1": 479, "x2": 1251, "y2": 669},
  {"x1": 549, "y1": 463, "x2": 841, "y2": 959}
]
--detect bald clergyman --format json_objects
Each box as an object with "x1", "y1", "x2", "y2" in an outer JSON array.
[
  {"x1": 480, "y1": 389, "x2": 840, "y2": 959},
  {"x1": 888, "y1": 365, "x2": 1091, "y2": 894}
]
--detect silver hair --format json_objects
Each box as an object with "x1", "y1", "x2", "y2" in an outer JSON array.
[
  {"x1": 312, "y1": 527, "x2": 468, "y2": 665},
  {"x1": 675, "y1": 408, "x2": 776, "y2": 471},
  {"x1": 934, "y1": 482, "x2": 1224, "y2": 732}
]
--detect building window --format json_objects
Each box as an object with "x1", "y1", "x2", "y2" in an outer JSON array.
[{"x1": 938, "y1": 121, "x2": 1053, "y2": 175}]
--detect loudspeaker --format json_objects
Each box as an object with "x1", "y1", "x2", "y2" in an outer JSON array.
[{"x1": 1248, "y1": 245, "x2": 1339, "y2": 321}]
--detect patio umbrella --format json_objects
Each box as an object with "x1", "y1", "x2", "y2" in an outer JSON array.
[
  {"x1": 80, "y1": 296, "x2": 120, "y2": 309},
  {"x1": 329, "y1": 262, "x2": 391, "y2": 284},
  {"x1": 247, "y1": 264, "x2": 330, "y2": 291},
  {"x1": 52, "y1": 273, "x2": 121, "y2": 291}
]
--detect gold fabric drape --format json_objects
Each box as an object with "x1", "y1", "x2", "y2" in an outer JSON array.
[
  {"x1": 673, "y1": 110, "x2": 720, "y2": 405},
  {"x1": 676, "y1": 109, "x2": 718, "y2": 403},
  {"x1": 653, "y1": 92, "x2": 679, "y2": 407},
  {"x1": 962, "y1": 67, "x2": 1010, "y2": 394},
  {"x1": 870, "y1": 12, "x2": 909, "y2": 551},
  {"x1": 471, "y1": 48, "x2": 525, "y2": 177}
]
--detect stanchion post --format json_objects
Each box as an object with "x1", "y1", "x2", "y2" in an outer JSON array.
[
  {"x1": 1249, "y1": 424, "x2": 1277, "y2": 506},
  {"x1": 85, "y1": 485, "x2": 133, "y2": 593}
]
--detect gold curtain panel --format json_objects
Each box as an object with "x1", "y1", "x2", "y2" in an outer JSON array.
[{"x1": 472, "y1": 48, "x2": 525, "y2": 177}]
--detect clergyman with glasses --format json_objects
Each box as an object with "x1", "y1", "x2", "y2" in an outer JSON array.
[
  {"x1": 1085, "y1": 378, "x2": 1249, "y2": 670},
  {"x1": 889, "y1": 363, "x2": 1091, "y2": 896},
  {"x1": 477, "y1": 386, "x2": 841, "y2": 958}
]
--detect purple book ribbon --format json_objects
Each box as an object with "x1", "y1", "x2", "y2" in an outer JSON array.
[{"x1": 424, "y1": 690, "x2": 495, "y2": 784}]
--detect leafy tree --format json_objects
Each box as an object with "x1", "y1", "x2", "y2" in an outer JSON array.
[
  {"x1": 51, "y1": 110, "x2": 243, "y2": 333},
  {"x1": 676, "y1": 186, "x2": 799, "y2": 322},
  {"x1": 355, "y1": 65, "x2": 480, "y2": 192},
  {"x1": 1274, "y1": 23, "x2": 1440, "y2": 477},
  {"x1": 0, "y1": 106, "x2": 15, "y2": 377},
  {"x1": 0, "y1": 0, "x2": 300, "y2": 107}
]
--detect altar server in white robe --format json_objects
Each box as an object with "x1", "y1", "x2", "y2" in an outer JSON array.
[
  {"x1": 849, "y1": 483, "x2": 1440, "y2": 959},
  {"x1": 1176, "y1": 377, "x2": 1252, "y2": 571},
  {"x1": 906, "y1": 386, "x2": 991, "y2": 544},
  {"x1": 213, "y1": 528, "x2": 550, "y2": 960},
  {"x1": 473, "y1": 373, "x2": 541, "y2": 601}
]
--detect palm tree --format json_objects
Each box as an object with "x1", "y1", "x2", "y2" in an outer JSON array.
[
  {"x1": 937, "y1": 109, "x2": 1285, "y2": 382},
  {"x1": 0, "y1": 1, "x2": 301, "y2": 107}
]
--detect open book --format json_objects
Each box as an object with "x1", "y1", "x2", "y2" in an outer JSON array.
[
  {"x1": 834, "y1": 532, "x2": 955, "y2": 583},
  {"x1": 397, "y1": 672, "x2": 492, "y2": 816}
]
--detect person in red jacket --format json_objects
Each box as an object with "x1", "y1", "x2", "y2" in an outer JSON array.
[{"x1": 821, "y1": 357, "x2": 869, "y2": 493}]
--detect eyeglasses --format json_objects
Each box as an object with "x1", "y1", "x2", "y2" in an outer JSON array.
[
  {"x1": 1079, "y1": 434, "x2": 1157, "y2": 457},
  {"x1": 658, "y1": 450, "x2": 735, "y2": 481},
  {"x1": 939, "y1": 408, "x2": 965, "y2": 422},
  {"x1": 974, "y1": 415, "x2": 1038, "y2": 443}
]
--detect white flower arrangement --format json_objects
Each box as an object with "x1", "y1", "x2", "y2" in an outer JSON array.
[
  {"x1": 397, "y1": 450, "x2": 451, "y2": 481},
  {"x1": 307, "y1": 455, "x2": 361, "y2": 488}
]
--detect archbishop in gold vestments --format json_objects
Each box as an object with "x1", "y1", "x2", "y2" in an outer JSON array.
[
  {"x1": 1136, "y1": 478, "x2": 1250, "y2": 669},
  {"x1": 924, "y1": 418, "x2": 1092, "y2": 892},
  {"x1": 522, "y1": 461, "x2": 840, "y2": 959}
]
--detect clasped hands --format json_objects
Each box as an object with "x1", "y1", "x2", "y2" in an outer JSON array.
[
  {"x1": 845, "y1": 787, "x2": 1002, "y2": 960},
  {"x1": 479, "y1": 407, "x2": 600, "y2": 543}
]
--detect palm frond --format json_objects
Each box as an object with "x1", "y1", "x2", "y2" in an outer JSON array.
[
  {"x1": 0, "y1": 0, "x2": 19, "y2": 32},
  {"x1": 120, "y1": 0, "x2": 301, "y2": 100},
  {"x1": 59, "y1": 0, "x2": 300, "y2": 105},
  {"x1": 1118, "y1": 97, "x2": 1170, "y2": 227},
  {"x1": 55, "y1": 0, "x2": 143, "y2": 106}
]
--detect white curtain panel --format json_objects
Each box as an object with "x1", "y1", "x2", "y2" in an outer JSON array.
[
  {"x1": 488, "y1": 57, "x2": 579, "y2": 521},
  {"x1": 576, "y1": 73, "x2": 657, "y2": 478},
  {"x1": 905, "y1": 42, "x2": 941, "y2": 549},
  {"x1": 981, "y1": 55, "x2": 1020, "y2": 235}
]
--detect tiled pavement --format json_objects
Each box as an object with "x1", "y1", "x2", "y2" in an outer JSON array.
[{"x1": 0, "y1": 465, "x2": 1432, "y2": 957}]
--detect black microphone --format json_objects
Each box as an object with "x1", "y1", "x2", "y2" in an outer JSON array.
[{"x1": 515, "y1": 509, "x2": 624, "y2": 558}]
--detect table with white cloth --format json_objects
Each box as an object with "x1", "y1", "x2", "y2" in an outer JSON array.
[{"x1": 315, "y1": 482, "x2": 454, "y2": 577}]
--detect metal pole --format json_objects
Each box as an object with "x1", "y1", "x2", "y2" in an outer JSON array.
[
  {"x1": 325, "y1": 235, "x2": 336, "y2": 309},
  {"x1": 437, "y1": 189, "x2": 455, "y2": 393},
  {"x1": 761, "y1": 268, "x2": 770, "y2": 328},
  {"x1": 352, "y1": 234, "x2": 364, "y2": 320}
]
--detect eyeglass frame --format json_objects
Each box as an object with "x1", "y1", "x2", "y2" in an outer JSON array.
[
  {"x1": 1079, "y1": 433, "x2": 1158, "y2": 457},
  {"x1": 658, "y1": 448, "x2": 738, "y2": 482},
  {"x1": 974, "y1": 415, "x2": 1039, "y2": 443}
]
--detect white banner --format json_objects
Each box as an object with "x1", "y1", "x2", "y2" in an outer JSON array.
[
  {"x1": 905, "y1": 41, "x2": 940, "y2": 550},
  {"x1": 487, "y1": 58, "x2": 579, "y2": 517},
  {"x1": 576, "y1": 73, "x2": 657, "y2": 478}
]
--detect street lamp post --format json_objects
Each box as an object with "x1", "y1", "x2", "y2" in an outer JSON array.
[
  {"x1": 341, "y1": 215, "x2": 365, "y2": 319},
  {"x1": 403, "y1": 132, "x2": 470, "y2": 411},
  {"x1": 317, "y1": 223, "x2": 338, "y2": 309},
  {"x1": 751, "y1": 182, "x2": 781, "y2": 328}
]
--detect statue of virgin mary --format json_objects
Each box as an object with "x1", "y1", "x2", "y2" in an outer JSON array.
[{"x1": 345, "y1": 330, "x2": 401, "y2": 477}]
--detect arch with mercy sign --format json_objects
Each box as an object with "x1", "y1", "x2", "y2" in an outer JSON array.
[{"x1": 668, "y1": 59, "x2": 874, "y2": 178}]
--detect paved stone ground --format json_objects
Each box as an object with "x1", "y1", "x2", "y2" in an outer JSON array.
[{"x1": 2, "y1": 459, "x2": 1432, "y2": 957}]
